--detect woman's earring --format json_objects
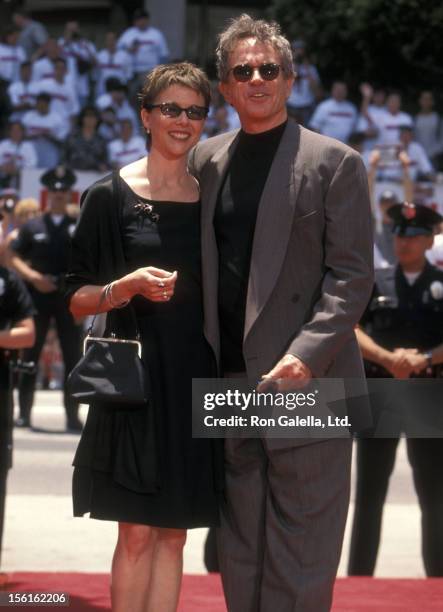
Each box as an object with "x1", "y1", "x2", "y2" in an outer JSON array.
[{"x1": 146, "y1": 128, "x2": 150, "y2": 135}]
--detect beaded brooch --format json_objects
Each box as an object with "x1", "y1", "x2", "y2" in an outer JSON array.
[{"x1": 134, "y1": 201, "x2": 160, "y2": 223}]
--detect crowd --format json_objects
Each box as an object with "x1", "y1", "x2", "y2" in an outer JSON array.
[{"x1": 0, "y1": 7, "x2": 443, "y2": 597}]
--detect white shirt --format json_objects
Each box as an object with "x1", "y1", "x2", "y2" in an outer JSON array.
[
  {"x1": 96, "y1": 93, "x2": 139, "y2": 132},
  {"x1": 58, "y1": 37, "x2": 97, "y2": 99},
  {"x1": 0, "y1": 138, "x2": 37, "y2": 169},
  {"x1": 32, "y1": 77, "x2": 79, "y2": 119},
  {"x1": 117, "y1": 26, "x2": 169, "y2": 74},
  {"x1": 95, "y1": 48, "x2": 133, "y2": 96},
  {"x1": 22, "y1": 109, "x2": 68, "y2": 141},
  {"x1": 108, "y1": 136, "x2": 146, "y2": 168},
  {"x1": 414, "y1": 112, "x2": 443, "y2": 159},
  {"x1": 7, "y1": 80, "x2": 38, "y2": 116},
  {"x1": 376, "y1": 109, "x2": 413, "y2": 146},
  {"x1": 0, "y1": 43, "x2": 26, "y2": 82},
  {"x1": 309, "y1": 98, "x2": 357, "y2": 143},
  {"x1": 287, "y1": 64, "x2": 320, "y2": 108},
  {"x1": 32, "y1": 56, "x2": 76, "y2": 86},
  {"x1": 370, "y1": 141, "x2": 434, "y2": 182},
  {"x1": 356, "y1": 104, "x2": 388, "y2": 151}
]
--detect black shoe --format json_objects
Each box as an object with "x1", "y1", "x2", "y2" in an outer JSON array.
[
  {"x1": 15, "y1": 417, "x2": 31, "y2": 428},
  {"x1": 66, "y1": 418, "x2": 83, "y2": 432}
]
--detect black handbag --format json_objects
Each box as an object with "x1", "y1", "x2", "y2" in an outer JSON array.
[{"x1": 66, "y1": 292, "x2": 149, "y2": 406}]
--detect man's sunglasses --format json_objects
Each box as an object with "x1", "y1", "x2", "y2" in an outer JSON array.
[
  {"x1": 228, "y1": 63, "x2": 282, "y2": 82},
  {"x1": 145, "y1": 102, "x2": 209, "y2": 120}
]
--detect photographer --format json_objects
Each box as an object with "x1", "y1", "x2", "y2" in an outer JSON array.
[
  {"x1": 9, "y1": 167, "x2": 82, "y2": 431},
  {"x1": 0, "y1": 264, "x2": 35, "y2": 585}
]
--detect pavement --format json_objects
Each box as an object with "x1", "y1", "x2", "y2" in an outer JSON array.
[{"x1": 2, "y1": 391, "x2": 425, "y2": 577}]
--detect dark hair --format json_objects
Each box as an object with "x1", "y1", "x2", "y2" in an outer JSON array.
[
  {"x1": 20, "y1": 60, "x2": 32, "y2": 69},
  {"x1": 54, "y1": 57, "x2": 67, "y2": 67},
  {"x1": 133, "y1": 8, "x2": 150, "y2": 21},
  {"x1": 78, "y1": 105, "x2": 100, "y2": 128},
  {"x1": 139, "y1": 62, "x2": 211, "y2": 109},
  {"x1": 105, "y1": 77, "x2": 126, "y2": 93},
  {"x1": 36, "y1": 92, "x2": 51, "y2": 103},
  {"x1": 348, "y1": 131, "x2": 366, "y2": 146},
  {"x1": 2, "y1": 25, "x2": 20, "y2": 42}
]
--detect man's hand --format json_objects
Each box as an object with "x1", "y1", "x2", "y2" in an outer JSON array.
[
  {"x1": 359, "y1": 82, "x2": 373, "y2": 100},
  {"x1": 257, "y1": 354, "x2": 312, "y2": 392}
]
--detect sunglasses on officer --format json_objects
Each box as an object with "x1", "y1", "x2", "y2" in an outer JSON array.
[
  {"x1": 145, "y1": 102, "x2": 209, "y2": 121},
  {"x1": 228, "y1": 63, "x2": 282, "y2": 82}
]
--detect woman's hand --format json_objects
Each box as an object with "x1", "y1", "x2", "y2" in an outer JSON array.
[{"x1": 115, "y1": 267, "x2": 178, "y2": 303}]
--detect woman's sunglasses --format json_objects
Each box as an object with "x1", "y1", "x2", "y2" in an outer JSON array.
[
  {"x1": 145, "y1": 102, "x2": 209, "y2": 121},
  {"x1": 229, "y1": 63, "x2": 282, "y2": 82}
]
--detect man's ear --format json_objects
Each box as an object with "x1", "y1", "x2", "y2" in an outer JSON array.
[{"x1": 219, "y1": 81, "x2": 231, "y2": 105}]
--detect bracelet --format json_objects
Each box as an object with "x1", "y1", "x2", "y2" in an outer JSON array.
[{"x1": 104, "y1": 282, "x2": 130, "y2": 309}]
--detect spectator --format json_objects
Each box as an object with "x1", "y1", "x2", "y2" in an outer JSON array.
[
  {"x1": 357, "y1": 83, "x2": 387, "y2": 151},
  {"x1": 0, "y1": 27, "x2": 27, "y2": 85},
  {"x1": 373, "y1": 190, "x2": 398, "y2": 268},
  {"x1": 309, "y1": 81, "x2": 357, "y2": 143},
  {"x1": 108, "y1": 118, "x2": 146, "y2": 168},
  {"x1": 414, "y1": 91, "x2": 443, "y2": 168},
  {"x1": 0, "y1": 122, "x2": 37, "y2": 189},
  {"x1": 95, "y1": 32, "x2": 132, "y2": 97},
  {"x1": 32, "y1": 38, "x2": 73, "y2": 83},
  {"x1": 3, "y1": 197, "x2": 40, "y2": 265},
  {"x1": 97, "y1": 106, "x2": 119, "y2": 142},
  {"x1": 117, "y1": 8, "x2": 169, "y2": 104},
  {"x1": 377, "y1": 125, "x2": 434, "y2": 183},
  {"x1": 96, "y1": 78, "x2": 139, "y2": 133},
  {"x1": 287, "y1": 39, "x2": 321, "y2": 125},
  {"x1": 7, "y1": 61, "x2": 37, "y2": 121},
  {"x1": 12, "y1": 8, "x2": 48, "y2": 60},
  {"x1": 63, "y1": 106, "x2": 108, "y2": 171},
  {"x1": 0, "y1": 189, "x2": 19, "y2": 248},
  {"x1": 376, "y1": 91, "x2": 413, "y2": 146},
  {"x1": 58, "y1": 21, "x2": 96, "y2": 107},
  {"x1": 33, "y1": 57, "x2": 79, "y2": 123},
  {"x1": 22, "y1": 93, "x2": 67, "y2": 168}
]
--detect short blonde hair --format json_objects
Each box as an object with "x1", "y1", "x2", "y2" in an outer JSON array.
[{"x1": 15, "y1": 198, "x2": 40, "y2": 220}]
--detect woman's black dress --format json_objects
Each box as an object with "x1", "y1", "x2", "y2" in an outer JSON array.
[{"x1": 70, "y1": 175, "x2": 221, "y2": 529}]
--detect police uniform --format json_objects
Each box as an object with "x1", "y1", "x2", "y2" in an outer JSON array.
[
  {"x1": 0, "y1": 266, "x2": 34, "y2": 568},
  {"x1": 11, "y1": 167, "x2": 82, "y2": 431},
  {"x1": 348, "y1": 203, "x2": 443, "y2": 577}
]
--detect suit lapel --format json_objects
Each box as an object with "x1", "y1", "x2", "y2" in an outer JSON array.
[
  {"x1": 244, "y1": 121, "x2": 305, "y2": 340},
  {"x1": 200, "y1": 130, "x2": 240, "y2": 362}
]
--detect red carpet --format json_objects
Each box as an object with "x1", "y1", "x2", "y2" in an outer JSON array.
[{"x1": 2, "y1": 573, "x2": 443, "y2": 611}]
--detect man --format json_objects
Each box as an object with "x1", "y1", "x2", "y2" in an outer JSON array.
[
  {"x1": 95, "y1": 78, "x2": 138, "y2": 134},
  {"x1": 309, "y1": 80, "x2": 358, "y2": 143},
  {"x1": 22, "y1": 93, "x2": 67, "y2": 168},
  {"x1": 10, "y1": 166, "x2": 82, "y2": 431},
  {"x1": 32, "y1": 57, "x2": 80, "y2": 123},
  {"x1": 12, "y1": 8, "x2": 48, "y2": 60},
  {"x1": 95, "y1": 32, "x2": 133, "y2": 97},
  {"x1": 117, "y1": 8, "x2": 169, "y2": 104},
  {"x1": 7, "y1": 61, "x2": 37, "y2": 121},
  {"x1": 348, "y1": 202, "x2": 443, "y2": 577},
  {"x1": 58, "y1": 21, "x2": 96, "y2": 107},
  {"x1": 0, "y1": 121, "x2": 37, "y2": 189},
  {"x1": 0, "y1": 263, "x2": 35, "y2": 585},
  {"x1": 189, "y1": 14, "x2": 373, "y2": 612},
  {"x1": 375, "y1": 91, "x2": 413, "y2": 147},
  {"x1": 108, "y1": 118, "x2": 146, "y2": 169},
  {"x1": 286, "y1": 39, "x2": 321, "y2": 126}
]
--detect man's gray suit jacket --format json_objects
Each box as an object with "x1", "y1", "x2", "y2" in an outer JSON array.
[{"x1": 189, "y1": 120, "x2": 374, "y2": 431}]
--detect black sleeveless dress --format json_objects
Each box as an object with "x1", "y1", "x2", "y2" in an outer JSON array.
[{"x1": 71, "y1": 176, "x2": 221, "y2": 528}]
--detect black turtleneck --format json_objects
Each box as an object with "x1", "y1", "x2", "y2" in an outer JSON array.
[{"x1": 214, "y1": 120, "x2": 287, "y2": 373}]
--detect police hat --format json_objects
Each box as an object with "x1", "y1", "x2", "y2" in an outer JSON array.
[
  {"x1": 379, "y1": 189, "x2": 398, "y2": 204},
  {"x1": 40, "y1": 166, "x2": 77, "y2": 191},
  {"x1": 387, "y1": 202, "x2": 443, "y2": 237}
]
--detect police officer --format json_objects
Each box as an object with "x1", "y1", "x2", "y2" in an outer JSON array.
[
  {"x1": 348, "y1": 202, "x2": 443, "y2": 577},
  {"x1": 9, "y1": 166, "x2": 82, "y2": 431},
  {"x1": 0, "y1": 264, "x2": 34, "y2": 583}
]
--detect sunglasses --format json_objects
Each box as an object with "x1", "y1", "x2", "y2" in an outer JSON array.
[
  {"x1": 229, "y1": 63, "x2": 282, "y2": 82},
  {"x1": 145, "y1": 102, "x2": 209, "y2": 120}
]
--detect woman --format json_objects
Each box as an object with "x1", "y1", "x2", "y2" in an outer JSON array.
[
  {"x1": 63, "y1": 106, "x2": 109, "y2": 172},
  {"x1": 66, "y1": 63, "x2": 221, "y2": 612}
]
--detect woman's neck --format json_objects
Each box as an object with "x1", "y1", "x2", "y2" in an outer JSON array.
[{"x1": 146, "y1": 149, "x2": 190, "y2": 191}]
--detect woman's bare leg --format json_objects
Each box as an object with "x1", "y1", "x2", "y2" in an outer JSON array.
[
  {"x1": 145, "y1": 528, "x2": 187, "y2": 612},
  {"x1": 111, "y1": 523, "x2": 157, "y2": 612}
]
